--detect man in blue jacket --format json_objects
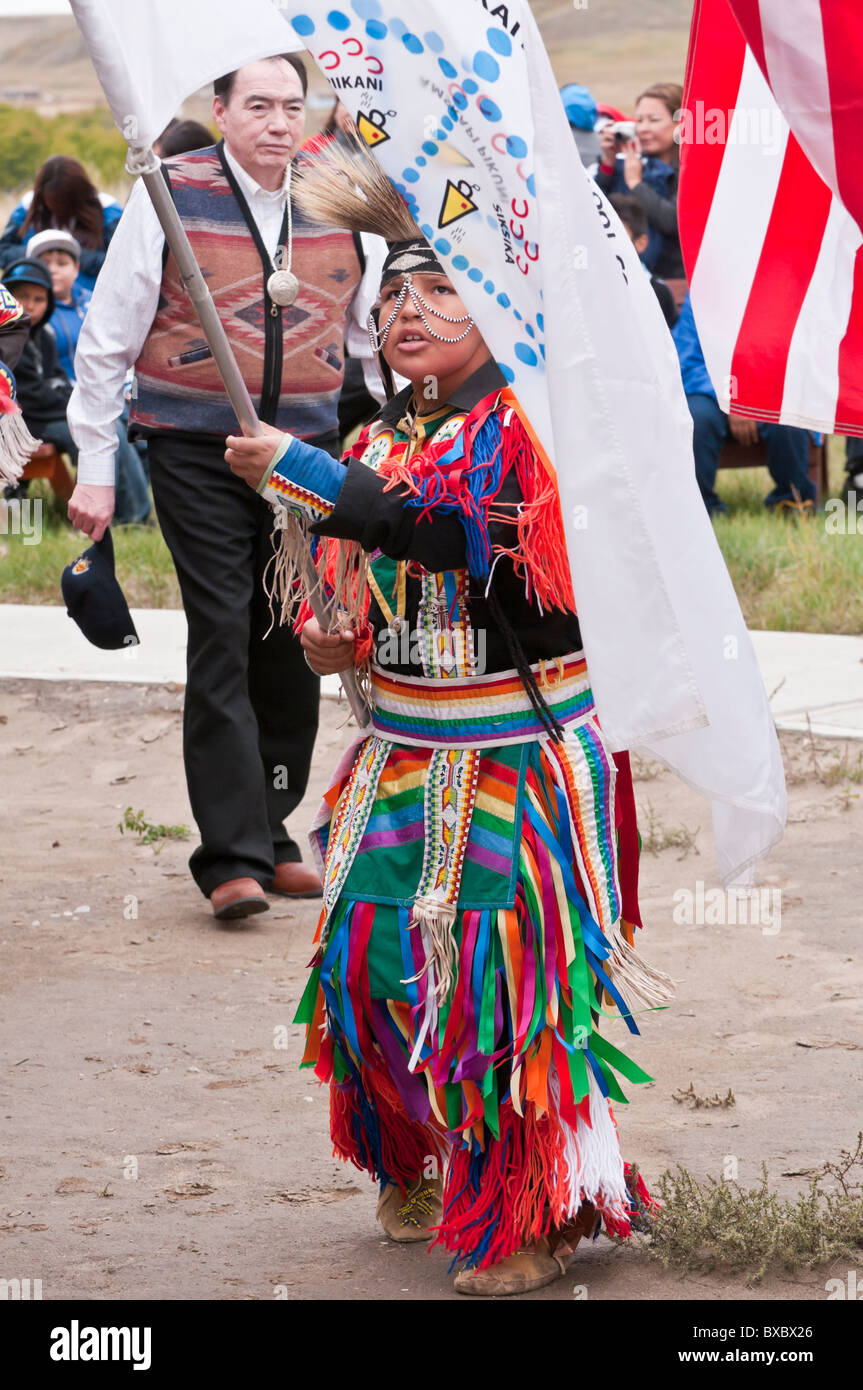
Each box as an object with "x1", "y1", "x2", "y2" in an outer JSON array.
[{"x1": 673, "y1": 294, "x2": 816, "y2": 518}]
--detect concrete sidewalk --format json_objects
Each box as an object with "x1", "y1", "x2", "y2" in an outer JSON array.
[
  {"x1": 748, "y1": 629, "x2": 863, "y2": 739},
  {"x1": 1, "y1": 603, "x2": 862, "y2": 737},
  {"x1": 0, "y1": 604, "x2": 342, "y2": 702}
]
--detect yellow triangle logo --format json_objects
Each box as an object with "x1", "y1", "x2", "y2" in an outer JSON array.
[
  {"x1": 357, "y1": 112, "x2": 389, "y2": 147},
  {"x1": 439, "y1": 180, "x2": 478, "y2": 229}
]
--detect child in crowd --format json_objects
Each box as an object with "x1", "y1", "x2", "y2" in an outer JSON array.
[
  {"x1": 2, "y1": 259, "x2": 73, "y2": 451},
  {"x1": 26, "y1": 230, "x2": 90, "y2": 382},
  {"x1": 2, "y1": 256, "x2": 151, "y2": 525}
]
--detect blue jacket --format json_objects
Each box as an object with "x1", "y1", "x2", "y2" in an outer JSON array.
[
  {"x1": 596, "y1": 154, "x2": 682, "y2": 278},
  {"x1": 672, "y1": 294, "x2": 716, "y2": 400},
  {"x1": 672, "y1": 294, "x2": 821, "y2": 443},
  {"x1": 50, "y1": 283, "x2": 92, "y2": 382}
]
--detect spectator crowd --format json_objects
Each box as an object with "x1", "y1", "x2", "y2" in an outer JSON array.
[{"x1": 567, "y1": 78, "x2": 825, "y2": 518}]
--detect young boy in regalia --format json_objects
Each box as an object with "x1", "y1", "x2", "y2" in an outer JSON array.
[{"x1": 226, "y1": 136, "x2": 671, "y2": 1296}]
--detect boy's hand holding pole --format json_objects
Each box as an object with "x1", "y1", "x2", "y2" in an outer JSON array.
[{"x1": 225, "y1": 421, "x2": 285, "y2": 489}]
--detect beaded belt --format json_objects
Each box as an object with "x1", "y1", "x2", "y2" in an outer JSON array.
[{"x1": 369, "y1": 651, "x2": 595, "y2": 748}]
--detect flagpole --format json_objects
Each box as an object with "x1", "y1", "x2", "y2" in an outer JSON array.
[{"x1": 127, "y1": 146, "x2": 371, "y2": 730}]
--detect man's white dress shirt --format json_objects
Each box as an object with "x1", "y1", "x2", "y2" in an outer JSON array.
[{"x1": 68, "y1": 143, "x2": 387, "y2": 486}]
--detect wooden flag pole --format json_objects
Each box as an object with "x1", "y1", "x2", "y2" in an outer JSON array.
[{"x1": 127, "y1": 146, "x2": 371, "y2": 730}]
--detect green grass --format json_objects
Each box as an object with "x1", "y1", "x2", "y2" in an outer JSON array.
[
  {"x1": 0, "y1": 481, "x2": 179, "y2": 608},
  {"x1": 118, "y1": 806, "x2": 190, "y2": 848},
  {"x1": 709, "y1": 441, "x2": 863, "y2": 633},
  {"x1": 3, "y1": 440, "x2": 861, "y2": 631}
]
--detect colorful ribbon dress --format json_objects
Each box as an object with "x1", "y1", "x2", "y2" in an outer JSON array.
[{"x1": 265, "y1": 360, "x2": 670, "y2": 1267}]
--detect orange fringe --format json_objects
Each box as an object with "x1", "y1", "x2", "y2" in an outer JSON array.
[
  {"x1": 380, "y1": 389, "x2": 576, "y2": 615},
  {"x1": 296, "y1": 390, "x2": 576, "y2": 652}
]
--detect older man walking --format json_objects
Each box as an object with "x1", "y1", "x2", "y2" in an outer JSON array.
[{"x1": 68, "y1": 53, "x2": 383, "y2": 920}]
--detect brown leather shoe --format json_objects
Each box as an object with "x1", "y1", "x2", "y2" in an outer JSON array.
[
  {"x1": 210, "y1": 878, "x2": 270, "y2": 921},
  {"x1": 453, "y1": 1202, "x2": 598, "y2": 1297},
  {"x1": 267, "y1": 861, "x2": 323, "y2": 899},
  {"x1": 453, "y1": 1235, "x2": 570, "y2": 1296}
]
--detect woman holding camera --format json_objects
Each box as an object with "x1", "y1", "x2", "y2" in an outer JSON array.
[{"x1": 596, "y1": 82, "x2": 684, "y2": 280}]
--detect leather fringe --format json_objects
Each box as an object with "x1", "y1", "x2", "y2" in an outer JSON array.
[{"x1": 0, "y1": 409, "x2": 40, "y2": 485}]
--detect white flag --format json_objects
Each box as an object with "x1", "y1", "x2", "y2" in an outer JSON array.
[
  {"x1": 69, "y1": 0, "x2": 787, "y2": 885},
  {"x1": 282, "y1": 0, "x2": 784, "y2": 885},
  {"x1": 69, "y1": 0, "x2": 302, "y2": 150}
]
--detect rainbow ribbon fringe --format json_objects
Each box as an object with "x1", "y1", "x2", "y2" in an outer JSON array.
[{"x1": 294, "y1": 655, "x2": 672, "y2": 1267}]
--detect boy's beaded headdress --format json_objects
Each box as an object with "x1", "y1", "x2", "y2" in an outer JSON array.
[
  {"x1": 293, "y1": 129, "x2": 423, "y2": 250},
  {"x1": 293, "y1": 131, "x2": 473, "y2": 352}
]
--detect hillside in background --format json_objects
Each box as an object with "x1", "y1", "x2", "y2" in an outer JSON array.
[
  {"x1": 0, "y1": 14, "x2": 95, "y2": 109},
  {"x1": 0, "y1": 1, "x2": 693, "y2": 108},
  {"x1": 0, "y1": 1, "x2": 694, "y2": 194}
]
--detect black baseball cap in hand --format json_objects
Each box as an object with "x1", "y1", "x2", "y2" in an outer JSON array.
[{"x1": 61, "y1": 528, "x2": 140, "y2": 651}]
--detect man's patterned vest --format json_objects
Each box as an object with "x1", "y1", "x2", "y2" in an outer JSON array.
[{"x1": 130, "y1": 142, "x2": 362, "y2": 441}]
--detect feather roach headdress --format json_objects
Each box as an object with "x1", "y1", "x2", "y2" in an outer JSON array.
[{"x1": 293, "y1": 130, "x2": 445, "y2": 284}]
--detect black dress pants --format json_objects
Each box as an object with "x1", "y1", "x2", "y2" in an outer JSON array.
[{"x1": 148, "y1": 431, "x2": 328, "y2": 897}]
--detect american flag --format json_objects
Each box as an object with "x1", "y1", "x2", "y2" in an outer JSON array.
[{"x1": 680, "y1": 0, "x2": 863, "y2": 436}]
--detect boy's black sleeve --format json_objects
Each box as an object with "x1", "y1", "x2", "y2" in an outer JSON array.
[
  {"x1": 651, "y1": 277, "x2": 678, "y2": 330},
  {"x1": 41, "y1": 328, "x2": 72, "y2": 407}
]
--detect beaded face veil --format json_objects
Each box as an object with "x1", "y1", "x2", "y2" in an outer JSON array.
[{"x1": 369, "y1": 240, "x2": 475, "y2": 352}]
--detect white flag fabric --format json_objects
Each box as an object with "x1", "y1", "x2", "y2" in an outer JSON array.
[
  {"x1": 69, "y1": 0, "x2": 302, "y2": 151},
  {"x1": 280, "y1": 1, "x2": 785, "y2": 885},
  {"x1": 681, "y1": 0, "x2": 863, "y2": 435},
  {"x1": 69, "y1": 0, "x2": 787, "y2": 885}
]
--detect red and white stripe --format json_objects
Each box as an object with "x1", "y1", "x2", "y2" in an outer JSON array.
[{"x1": 681, "y1": 0, "x2": 863, "y2": 435}]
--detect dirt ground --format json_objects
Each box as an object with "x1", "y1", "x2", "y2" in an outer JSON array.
[{"x1": 1, "y1": 676, "x2": 861, "y2": 1303}]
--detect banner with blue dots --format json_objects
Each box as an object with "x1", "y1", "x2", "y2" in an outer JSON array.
[{"x1": 284, "y1": 1, "x2": 549, "y2": 420}]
